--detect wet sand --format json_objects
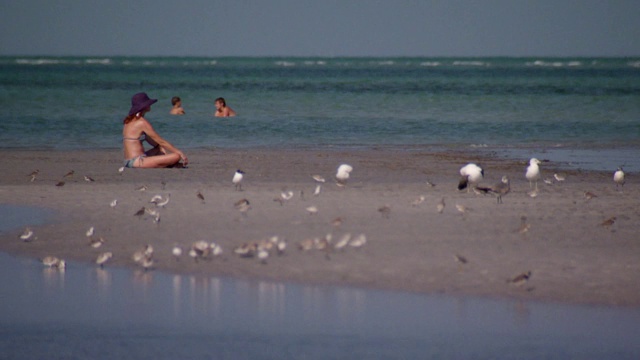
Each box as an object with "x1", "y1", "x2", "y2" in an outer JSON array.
[{"x1": 0, "y1": 148, "x2": 638, "y2": 307}]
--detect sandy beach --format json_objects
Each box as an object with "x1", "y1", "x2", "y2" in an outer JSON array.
[{"x1": 0, "y1": 148, "x2": 638, "y2": 307}]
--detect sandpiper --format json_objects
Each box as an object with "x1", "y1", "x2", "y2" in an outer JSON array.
[
  {"x1": 349, "y1": 234, "x2": 367, "y2": 248},
  {"x1": 19, "y1": 227, "x2": 34, "y2": 242},
  {"x1": 334, "y1": 233, "x2": 351, "y2": 250},
  {"x1": 234, "y1": 198, "x2": 251, "y2": 214},
  {"x1": 140, "y1": 257, "x2": 154, "y2": 271},
  {"x1": 84, "y1": 175, "x2": 95, "y2": 182},
  {"x1": 134, "y1": 207, "x2": 146, "y2": 217},
  {"x1": 478, "y1": 175, "x2": 510, "y2": 204},
  {"x1": 281, "y1": 190, "x2": 294, "y2": 201},
  {"x1": 197, "y1": 190, "x2": 205, "y2": 202},
  {"x1": 584, "y1": 191, "x2": 597, "y2": 201},
  {"x1": 305, "y1": 205, "x2": 318, "y2": 215},
  {"x1": 553, "y1": 173, "x2": 566, "y2": 182},
  {"x1": 95, "y1": 252, "x2": 113, "y2": 268},
  {"x1": 63, "y1": 170, "x2": 75, "y2": 178},
  {"x1": 458, "y1": 163, "x2": 484, "y2": 193},
  {"x1": 378, "y1": 204, "x2": 391, "y2": 219},
  {"x1": 508, "y1": 271, "x2": 532, "y2": 286},
  {"x1": 136, "y1": 185, "x2": 147, "y2": 192},
  {"x1": 437, "y1": 197, "x2": 446, "y2": 214},
  {"x1": 89, "y1": 237, "x2": 105, "y2": 248},
  {"x1": 41, "y1": 256, "x2": 61, "y2": 268},
  {"x1": 312, "y1": 174, "x2": 326, "y2": 183},
  {"x1": 454, "y1": 254, "x2": 468, "y2": 264},
  {"x1": 27, "y1": 169, "x2": 39, "y2": 182},
  {"x1": 109, "y1": 199, "x2": 118, "y2": 208},
  {"x1": 613, "y1": 167, "x2": 625, "y2": 190},
  {"x1": 232, "y1": 170, "x2": 245, "y2": 191},
  {"x1": 298, "y1": 238, "x2": 315, "y2": 251},
  {"x1": 118, "y1": 166, "x2": 125, "y2": 174},
  {"x1": 313, "y1": 184, "x2": 322, "y2": 196},
  {"x1": 331, "y1": 217, "x2": 343, "y2": 227},
  {"x1": 276, "y1": 239, "x2": 287, "y2": 255},
  {"x1": 526, "y1": 158, "x2": 542, "y2": 191},
  {"x1": 411, "y1": 195, "x2": 425, "y2": 207},
  {"x1": 85, "y1": 226, "x2": 94, "y2": 237},
  {"x1": 172, "y1": 245, "x2": 182, "y2": 260},
  {"x1": 600, "y1": 216, "x2": 616, "y2": 229},
  {"x1": 55, "y1": 181, "x2": 65, "y2": 187},
  {"x1": 335, "y1": 164, "x2": 353, "y2": 186}
]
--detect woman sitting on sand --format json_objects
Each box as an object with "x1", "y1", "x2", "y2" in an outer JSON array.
[{"x1": 123, "y1": 92, "x2": 188, "y2": 168}]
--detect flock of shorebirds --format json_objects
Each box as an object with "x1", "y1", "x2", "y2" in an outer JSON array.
[{"x1": 20, "y1": 157, "x2": 627, "y2": 288}]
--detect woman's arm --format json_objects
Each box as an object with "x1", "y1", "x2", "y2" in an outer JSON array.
[{"x1": 140, "y1": 118, "x2": 188, "y2": 164}]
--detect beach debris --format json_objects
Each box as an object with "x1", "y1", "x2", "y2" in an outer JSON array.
[
  {"x1": 109, "y1": 199, "x2": 118, "y2": 208},
  {"x1": 190, "y1": 241, "x2": 222, "y2": 261},
  {"x1": 378, "y1": 204, "x2": 391, "y2": 219},
  {"x1": 172, "y1": 245, "x2": 182, "y2": 261},
  {"x1": 458, "y1": 163, "x2": 484, "y2": 193},
  {"x1": 313, "y1": 184, "x2": 322, "y2": 196},
  {"x1": 95, "y1": 252, "x2": 113, "y2": 268},
  {"x1": 232, "y1": 169, "x2": 245, "y2": 191},
  {"x1": 553, "y1": 173, "x2": 566, "y2": 182},
  {"x1": 335, "y1": 164, "x2": 353, "y2": 187},
  {"x1": 584, "y1": 191, "x2": 597, "y2": 201},
  {"x1": 526, "y1": 158, "x2": 542, "y2": 191},
  {"x1": 234, "y1": 198, "x2": 251, "y2": 215},
  {"x1": 84, "y1": 175, "x2": 95, "y2": 182},
  {"x1": 19, "y1": 227, "x2": 35, "y2": 242},
  {"x1": 55, "y1": 181, "x2": 65, "y2": 187},
  {"x1": 85, "y1": 226, "x2": 94, "y2": 237},
  {"x1": 508, "y1": 271, "x2": 532, "y2": 286},
  {"x1": 600, "y1": 216, "x2": 616, "y2": 229},
  {"x1": 63, "y1": 170, "x2": 75, "y2": 178},
  {"x1": 312, "y1": 174, "x2": 326, "y2": 183},
  {"x1": 118, "y1": 166, "x2": 125, "y2": 174},
  {"x1": 89, "y1": 237, "x2": 105, "y2": 248},
  {"x1": 614, "y1": 167, "x2": 625, "y2": 190},
  {"x1": 305, "y1": 205, "x2": 318, "y2": 215},
  {"x1": 437, "y1": 197, "x2": 446, "y2": 214},
  {"x1": 411, "y1": 195, "x2": 425, "y2": 207}
]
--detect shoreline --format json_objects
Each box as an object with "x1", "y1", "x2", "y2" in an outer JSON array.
[{"x1": 0, "y1": 148, "x2": 638, "y2": 307}]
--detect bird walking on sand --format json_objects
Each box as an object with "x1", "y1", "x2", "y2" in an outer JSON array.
[
  {"x1": 600, "y1": 216, "x2": 616, "y2": 229},
  {"x1": 378, "y1": 204, "x2": 391, "y2": 218},
  {"x1": 27, "y1": 169, "x2": 39, "y2": 182},
  {"x1": 614, "y1": 167, "x2": 625, "y2": 191},
  {"x1": 109, "y1": 199, "x2": 118, "y2": 208},
  {"x1": 232, "y1": 170, "x2": 245, "y2": 191},
  {"x1": 508, "y1": 271, "x2": 532, "y2": 286},
  {"x1": 89, "y1": 237, "x2": 105, "y2": 248},
  {"x1": 55, "y1": 181, "x2": 65, "y2": 187},
  {"x1": 478, "y1": 175, "x2": 510, "y2": 204},
  {"x1": 95, "y1": 252, "x2": 113, "y2": 268},
  {"x1": 411, "y1": 195, "x2": 425, "y2": 207},
  {"x1": 349, "y1": 234, "x2": 367, "y2": 248},
  {"x1": 584, "y1": 191, "x2": 597, "y2": 201},
  {"x1": 437, "y1": 197, "x2": 445, "y2": 214},
  {"x1": 41, "y1": 256, "x2": 63, "y2": 268},
  {"x1": 312, "y1": 174, "x2": 326, "y2": 183},
  {"x1": 84, "y1": 175, "x2": 95, "y2": 182},
  {"x1": 172, "y1": 245, "x2": 183, "y2": 261},
  {"x1": 197, "y1": 190, "x2": 205, "y2": 203},
  {"x1": 63, "y1": 170, "x2": 75, "y2": 178},
  {"x1": 19, "y1": 227, "x2": 34, "y2": 242},
  {"x1": 305, "y1": 205, "x2": 318, "y2": 215},
  {"x1": 234, "y1": 198, "x2": 251, "y2": 215},
  {"x1": 335, "y1": 164, "x2": 353, "y2": 187},
  {"x1": 313, "y1": 184, "x2": 322, "y2": 196},
  {"x1": 85, "y1": 226, "x2": 94, "y2": 237},
  {"x1": 526, "y1": 158, "x2": 542, "y2": 191},
  {"x1": 458, "y1": 163, "x2": 484, "y2": 192},
  {"x1": 553, "y1": 173, "x2": 566, "y2": 182}
]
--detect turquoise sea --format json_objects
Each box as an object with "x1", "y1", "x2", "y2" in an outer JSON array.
[{"x1": 1, "y1": 56, "x2": 639, "y2": 170}]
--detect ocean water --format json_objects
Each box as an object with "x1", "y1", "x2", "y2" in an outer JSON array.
[{"x1": 1, "y1": 56, "x2": 639, "y2": 170}]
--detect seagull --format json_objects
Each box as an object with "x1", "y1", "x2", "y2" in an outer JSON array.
[
  {"x1": 477, "y1": 175, "x2": 510, "y2": 204},
  {"x1": 526, "y1": 158, "x2": 542, "y2": 190},
  {"x1": 19, "y1": 227, "x2": 34, "y2": 242},
  {"x1": 508, "y1": 271, "x2": 532, "y2": 286},
  {"x1": 458, "y1": 163, "x2": 484, "y2": 192},
  {"x1": 232, "y1": 170, "x2": 245, "y2": 191},
  {"x1": 109, "y1": 199, "x2": 118, "y2": 208},
  {"x1": 436, "y1": 197, "x2": 446, "y2": 214},
  {"x1": 84, "y1": 175, "x2": 95, "y2": 182},
  {"x1": 614, "y1": 167, "x2": 625, "y2": 190},
  {"x1": 312, "y1": 175, "x2": 326, "y2": 183},
  {"x1": 95, "y1": 252, "x2": 113, "y2": 268},
  {"x1": 335, "y1": 164, "x2": 353, "y2": 186}
]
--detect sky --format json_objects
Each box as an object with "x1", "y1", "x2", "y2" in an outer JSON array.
[{"x1": 1, "y1": 0, "x2": 639, "y2": 57}]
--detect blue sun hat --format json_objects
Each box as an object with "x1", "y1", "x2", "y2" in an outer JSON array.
[{"x1": 128, "y1": 92, "x2": 158, "y2": 116}]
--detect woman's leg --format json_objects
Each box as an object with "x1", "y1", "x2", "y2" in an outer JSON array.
[{"x1": 138, "y1": 153, "x2": 181, "y2": 168}]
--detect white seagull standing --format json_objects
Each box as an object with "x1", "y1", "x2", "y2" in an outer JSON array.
[
  {"x1": 335, "y1": 164, "x2": 353, "y2": 186},
  {"x1": 458, "y1": 163, "x2": 484, "y2": 192},
  {"x1": 232, "y1": 170, "x2": 245, "y2": 191},
  {"x1": 613, "y1": 167, "x2": 625, "y2": 191},
  {"x1": 525, "y1": 158, "x2": 542, "y2": 191}
]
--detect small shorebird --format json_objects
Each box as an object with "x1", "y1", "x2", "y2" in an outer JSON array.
[
  {"x1": 508, "y1": 271, "x2": 532, "y2": 286},
  {"x1": 144, "y1": 244, "x2": 154, "y2": 257},
  {"x1": 84, "y1": 175, "x2": 95, "y2": 182},
  {"x1": 232, "y1": 169, "x2": 245, "y2": 191},
  {"x1": 312, "y1": 174, "x2": 326, "y2": 183},
  {"x1": 478, "y1": 175, "x2": 510, "y2": 204},
  {"x1": 150, "y1": 194, "x2": 170, "y2": 207},
  {"x1": 55, "y1": 181, "x2": 65, "y2": 187},
  {"x1": 458, "y1": 163, "x2": 484, "y2": 193},
  {"x1": 411, "y1": 195, "x2": 425, "y2": 207},
  {"x1": 118, "y1": 166, "x2": 125, "y2": 174},
  {"x1": 334, "y1": 233, "x2": 351, "y2": 251},
  {"x1": 298, "y1": 238, "x2": 315, "y2": 251},
  {"x1": 27, "y1": 170, "x2": 39, "y2": 182},
  {"x1": 172, "y1": 245, "x2": 182, "y2": 261},
  {"x1": 281, "y1": 190, "x2": 294, "y2": 201},
  {"x1": 600, "y1": 216, "x2": 616, "y2": 229},
  {"x1": 455, "y1": 204, "x2": 469, "y2": 214},
  {"x1": 335, "y1": 164, "x2": 353, "y2": 187},
  {"x1": 19, "y1": 227, "x2": 34, "y2": 242},
  {"x1": 584, "y1": 191, "x2": 597, "y2": 201},
  {"x1": 197, "y1": 190, "x2": 205, "y2": 203},
  {"x1": 89, "y1": 237, "x2": 105, "y2": 248},
  {"x1": 437, "y1": 197, "x2": 445, "y2": 214},
  {"x1": 305, "y1": 205, "x2": 318, "y2": 215},
  {"x1": 525, "y1": 158, "x2": 542, "y2": 191},
  {"x1": 63, "y1": 170, "x2": 75, "y2": 178},
  {"x1": 516, "y1": 215, "x2": 531, "y2": 234},
  {"x1": 95, "y1": 252, "x2": 113, "y2": 268},
  {"x1": 613, "y1": 167, "x2": 625, "y2": 190},
  {"x1": 349, "y1": 234, "x2": 367, "y2": 248},
  {"x1": 136, "y1": 185, "x2": 147, "y2": 191},
  {"x1": 234, "y1": 198, "x2": 251, "y2": 214},
  {"x1": 553, "y1": 173, "x2": 566, "y2": 182},
  {"x1": 140, "y1": 257, "x2": 154, "y2": 271},
  {"x1": 313, "y1": 184, "x2": 322, "y2": 196},
  {"x1": 331, "y1": 217, "x2": 343, "y2": 227},
  {"x1": 276, "y1": 239, "x2": 287, "y2": 255},
  {"x1": 133, "y1": 207, "x2": 146, "y2": 217},
  {"x1": 85, "y1": 226, "x2": 94, "y2": 237},
  {"x1": 378, "y1": 204, "x2": 391, "y2": 219},
  {"x1": 109, "y1": 199, "x2": 118, "y2": 208},
  {"x1": 41, "y1": 256, "x2": 62, "y2": 268}
]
